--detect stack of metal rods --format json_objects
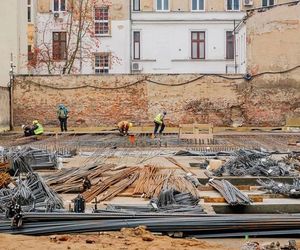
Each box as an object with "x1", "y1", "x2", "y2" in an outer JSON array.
[
  {"x1": 2, "y1": 213, "x2": 300, "y2": 237},
  {"x1": 209, "y1": 179, "x2": 251, "y2": 205},
  {"x1": 212, "y1": 149, "x2": 294, "y2": 177},
  {"x1": 44, "y1": 163, "x2": 116, "y2": 193}
]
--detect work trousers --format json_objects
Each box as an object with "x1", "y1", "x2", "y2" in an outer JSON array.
[
  {"x1": 59, "y1": 117, "x2": 68, "y2": 132},
  {"x1": 24, "y1": 129, "x2": 34, "y2": 137},
  {"x1": 154, "y1": 122, "x2": 165, "y2": 135}
]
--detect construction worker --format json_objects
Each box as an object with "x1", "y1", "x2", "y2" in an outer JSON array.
[
  {"x1": 57, "y1": 104, "x2": 69, "y2": 132},
  {"x1": 21, "y1": 124, "x2": 33, "y2": 137},
  {"x1": 154, "y1": 111, "x2": 167, "y2": 136},
  {"x1": 21, "y1": 120, "x2": 44, "y2": 136},
  {"x1": 32, "y1": 120, "x2": 44, "y2": 135},
  {"x1": 117, "y1": 121, "x2": 133, "y2": 136}
]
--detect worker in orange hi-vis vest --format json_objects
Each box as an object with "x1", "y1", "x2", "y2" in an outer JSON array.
[{"x1": 117, "y1": 121, "x2": 133, "y2": 136}]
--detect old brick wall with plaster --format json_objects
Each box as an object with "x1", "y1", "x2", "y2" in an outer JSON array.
[{"x1": 13, "y1": 71, "x2": 300, "y2": 127}]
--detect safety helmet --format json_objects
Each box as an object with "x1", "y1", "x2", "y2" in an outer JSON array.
[
  {"x1": 21, "y1": 125, "x2": 25, "y2": 129},
  {"x1": 163, "y1": 111, "x2": 167, "y2": 115},
  {"x1": 32, "y1": 120, "x2": 39, "y2": 125},
  {"x1": 129, "y1": 123, "x2": 133, "y2": 128}
]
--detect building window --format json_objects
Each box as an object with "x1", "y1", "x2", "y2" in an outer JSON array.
[
  {"x1": 53, "y1": 0, "x2": 66, "y2": 12},
  {"x1": 226, "y1": 31, "x2": 234, "y2": 60},
  {"x1": 95, "y1": 7, "x2": 109, "y2": 35},
  {"x1": 133, "y1": 0, "x2": 140, "y2": 11},
  {"x1": 191, "y1": 0, "x2": 204, "y2": 11},
  {"x1": 53, "y1": 32, "x2": 67, "y2": 60},
  {"x1": 262, "y1": 0, "x2": 274, "y2": 7},
  {"x1": 227, "y1": 0, "x2": 239, "y2": 10},
  {"x1": 191, "y1": 31, "x2": 205, "y2": 59},
  {"x1": 95, "y1": 54, "x2": 110, "y2": 74},
  {"x1": 28, "y1": 45, "x2": 33, "y2": 61},
  {"x1": 27, "y1": 0, "x2": 32, "y2": 22},
  {"x1": 156, "y1": 0, "x2": 169, "y2": 11},
  {"x1": 133, "y1": 31, "x2": 140, "y2": 60}
]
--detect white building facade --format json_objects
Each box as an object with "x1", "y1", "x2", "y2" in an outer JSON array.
[
  {"x1": 30, "y1": 0, "x2": 291, "y2": 75},
  {"x1": 33, "y1": 0, "x2": 130, "y2": 75}
]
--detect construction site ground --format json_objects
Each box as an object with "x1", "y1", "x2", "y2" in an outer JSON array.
[
  {"x1": 1, "y1": 128, "x2": 300, "y2": 249},
  {"x1": 2, "y1": 232, "x2": 300, "y2": 250}
]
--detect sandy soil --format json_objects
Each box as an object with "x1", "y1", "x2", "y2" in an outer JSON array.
[
  {"x1": 0, "y1": 227, "x2": 299, "y2": 250},
  {"x1": 0, "y1": 227, "x2": 231, "y2": 250}
]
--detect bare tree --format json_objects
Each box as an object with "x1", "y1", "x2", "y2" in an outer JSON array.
[{"x1": 29, "y1": 0, "x2": 114, "y2": 74}]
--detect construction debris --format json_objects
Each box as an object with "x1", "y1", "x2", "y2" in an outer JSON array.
[{"x1": 241, "y1": 240, "x2": 298, "y2": 250}]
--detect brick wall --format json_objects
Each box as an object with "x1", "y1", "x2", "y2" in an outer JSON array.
[{"x1": 13, "y1": 71, "x2": 300, "y2": 127}]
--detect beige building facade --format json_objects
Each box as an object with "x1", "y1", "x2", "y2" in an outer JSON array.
[
  {"x1": 235, "y1": 2, "x2": 300, "y2": 75},
  {"x1": 0, "y1": 0, "x2": 28, "y2": 131}
]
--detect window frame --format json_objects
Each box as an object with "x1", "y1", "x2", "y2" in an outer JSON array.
[
  {"x1": 191, "y1": 0, "x2": 205, "y2": 12},
  {"x1": 191, "y1": 31, "x2": 206, "y2": 60},
  {"x1": 94, "y1": 53, "x2": 110, "y2": 74},
  {"x1": 226, "y1": 0, "x2": 240, "y2": 11},
  {"x1": 94, "y1": 7, "x2": 110, "y2": 36},
  {"x1": 156, "y1": 0, "x2": 170, "y2": 12},
  {"x1": 133, "y1": 31, "x2": 141, "y2": 60},
  {"x1": 225, "y1": 31, "x2": 235, "y2": 60},
  {"x1": 52, "y1": 32, "x2": 67, "y2": 61},
  {"x1": 132, "y1": 0, "x2": 140, "y2": 11},
  {"x1": 53, "y1": 0, "x2": 66, "y2": 12},
  {"x1": 262, "y1": 0, "x2": 275, "y2": 7},
  {"x1": 27, "y1": 0, "x2": 32, "y2": 23},
  {"x1": 28, "y1": 45, "x2": 33, "y2": 61}
]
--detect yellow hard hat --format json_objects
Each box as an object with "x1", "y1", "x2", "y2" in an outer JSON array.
[
  {"x1": 32, "y1": 120, "x2": 38, "y2": 124},
  {"x1": 129, "y1": 123, "x2": 133, "y2": 128}
]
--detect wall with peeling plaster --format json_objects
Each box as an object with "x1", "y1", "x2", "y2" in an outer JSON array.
[
  {"x1": 246, "y1": 4, "x2": 300, "y2": 74},
  {"x1": 13, "y1": 71, "x2": 300, "y2": 128}
]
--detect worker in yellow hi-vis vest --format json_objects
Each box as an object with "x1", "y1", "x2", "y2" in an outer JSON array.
[
  {"x1": 153, "y1": 111, "x2": 167, "y2": 136},
  {"x1": 22, "y1": 120, "x2": 44, "y2": 137}
]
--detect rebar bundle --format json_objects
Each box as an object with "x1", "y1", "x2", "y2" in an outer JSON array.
[
  {"x1": 2, "y1": 213, "x2": 300, "y2": 237},
  {"x1": 0, "y1": 147, "x2": 63, "y2": 212},
  {"x1": 209, "y1": 179, "x2": 252, "y2": 205},
  {"x1": 0, "y1": 173, "x2": 64, "y2": 212},
  {"x1": 258, "y1": 178, "x2": 300, "y2": 198},
  {"x1": 44, "y1": 163, "x2": 116, "y2": 193},
  {"x1": 212, "y1": 149, "x2": 295, "y2": 177}
]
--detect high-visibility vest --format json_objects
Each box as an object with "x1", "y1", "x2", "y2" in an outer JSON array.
[
  {"x1": 34, "y1": 123, "x2": 44, "y2": 135},
  {"x1": 154, "y1": 114, "x2": 163, "y2": 125}
]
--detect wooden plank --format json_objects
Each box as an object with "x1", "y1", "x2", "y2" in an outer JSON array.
[
  {"x1": 203, "y1": 197, "x2": 226, "y2": 203},
  {"x1": 248, "y1": 195, "x2": 264, "y2": 202},
  {"x1": 203, "y1": 196, "x2": 263, "y2": 203}
]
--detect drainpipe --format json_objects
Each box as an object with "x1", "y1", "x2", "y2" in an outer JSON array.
[
  {"x1": 233, "y1": 19, "x2": 237, "y2": 74},
  {"x1": 9, "y1": 54, "x2": 15, "y2": 131},
  {"x1": 129, "y1": 0, "x2": 132, "y2": 74}
]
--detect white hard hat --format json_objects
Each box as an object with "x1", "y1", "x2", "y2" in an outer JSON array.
[{"x1": 21, "y1": 125, "x2": 25, "y2": 129}]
